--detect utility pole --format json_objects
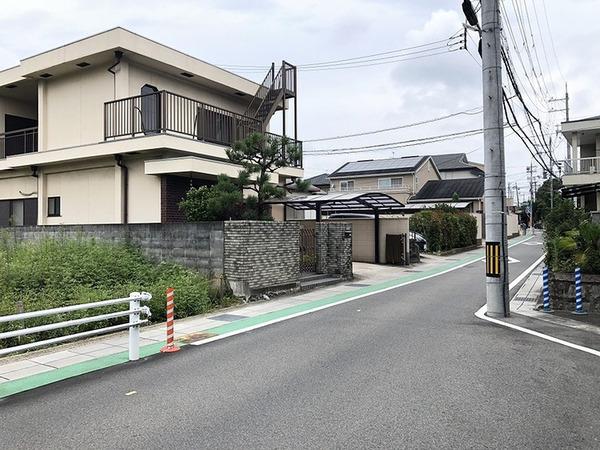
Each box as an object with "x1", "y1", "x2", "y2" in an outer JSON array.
[
  {"x1": 549, "y1": 136, "x2": 554, "y2": 210},
  {"x1": 549, "y1": 83, "x2": 570, "y2": 162},
  {"x1": 515, "y1": 183, "x2": 520, "y2": 210},
  {"x1": 481, "y1": 0, "x2": 509, "y2": 317}
]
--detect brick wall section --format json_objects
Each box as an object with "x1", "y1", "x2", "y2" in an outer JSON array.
[
  {"x1": 315, "y1": 222, "x2": 353, "y2": 279},
  {"x1": 7, "y1": 223, "x2": 224, "y2": 276},
  {"x1": 550, "y1": 272, "x2": 600, "y2": 313},
  {"x1": 224, "y1": 221, "x2": 300, "y2": 297},
  {"x1": 161, "y1": 175, "x2": 213, "y2": 223}
]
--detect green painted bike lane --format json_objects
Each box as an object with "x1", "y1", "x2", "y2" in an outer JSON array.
[{"x1": 0, "y1": 234, "x2": 533, "y2": 399}]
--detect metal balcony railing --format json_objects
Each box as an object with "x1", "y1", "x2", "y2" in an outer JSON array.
[
  {"x1": 0, "y1": 127, "x2": 38, "y2": 159},
  {"x1": 104, "y1": 90, "x2": 302, "y2": 167},
  {"x1": 562, "y1": 157, "x2": 600, "y2": 175}
]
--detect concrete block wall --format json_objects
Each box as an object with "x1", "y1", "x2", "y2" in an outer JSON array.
[
  {"x1": 6, "y1": 223, "x2": 224, "y2": 276},
  {"x1": 315, "y1": 222, "x2": 353, "y2": 279},
  {"x1": 223, "y1": 221, "x2": 300, "y2": 297},
  {"x1": 550, "y1": 272, "x2": 600, "y2": 313}
]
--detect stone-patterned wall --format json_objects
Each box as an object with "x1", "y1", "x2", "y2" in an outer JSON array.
[
  {"x1": 6, "y1": 223, "x2": 224, "y2": 276},
  {"x1": 224, "y1": 221, "x2": 300, "y2": 297},
  {"x1": 550, "y1": 272, "x2": 600, "y2": 312},
  {"x1": 315, "y1": 222, "x2": 353, "y2": 279}
]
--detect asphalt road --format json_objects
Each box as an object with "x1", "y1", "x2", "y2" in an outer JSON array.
[{"x1": 1, "y1": 236, "x2": 599, "y2": 449}]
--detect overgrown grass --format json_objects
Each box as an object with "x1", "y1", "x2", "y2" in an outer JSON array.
[{"x1": 0, "y1": 236, "x2": 236, "y2": 349}]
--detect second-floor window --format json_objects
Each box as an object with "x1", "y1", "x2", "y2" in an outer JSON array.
[
  {"x1": 340, "y1": 180, "x2": 354, "y2": 191},
  {"x1": 378, "y1": 177, "x2": 403, "y2": 189}
]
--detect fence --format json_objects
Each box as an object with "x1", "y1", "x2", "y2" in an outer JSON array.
[{"x1": 0, "y1": 292, "x2": 152, "y2": 361}]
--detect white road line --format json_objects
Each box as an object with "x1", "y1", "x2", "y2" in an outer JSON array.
[
  {"x1": 191, "y1": 236, "x2": 535, "y2": 347},
  {"x1": 509, "y1": 253, "x2": 546, "y2": 290},
  {"x1": 475, "y1": 254, "x2": 600, "y2": 358}
]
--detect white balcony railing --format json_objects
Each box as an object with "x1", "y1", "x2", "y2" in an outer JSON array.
[{"x1": 562, "y1": 157, "x2": 600, "y2": 176}]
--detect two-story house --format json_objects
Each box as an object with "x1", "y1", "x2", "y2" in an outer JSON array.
[
  {"x1": 328, "y1": 156, "x2": 441, "y2": 204},
  {"x1": 560, "y1": 115, "x2": 600, "y2": 212},
  {"x1": 0, "y1": 28, "x2": 302, "y2": 227},
  {"x1": 431, "y1": 153, "x2": 484, "y2": 179}
]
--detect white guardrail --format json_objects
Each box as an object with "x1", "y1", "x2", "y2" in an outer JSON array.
[{"x1": 0, "y1": 292, "x2": 152, "y2": 360}]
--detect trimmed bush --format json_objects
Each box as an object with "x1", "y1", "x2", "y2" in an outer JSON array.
[
  {"x1": 0, "y1": 237, "x2": 235, "y2": 349},
  {"x1": 410, "y1": 207, "x2": 477, "y2": 253}
]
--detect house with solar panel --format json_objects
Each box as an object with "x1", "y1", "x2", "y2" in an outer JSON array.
[{"x1": 328, "y1": 156, "x2": 441, "y2": 204}]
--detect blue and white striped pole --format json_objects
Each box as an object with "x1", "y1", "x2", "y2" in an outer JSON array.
[
  {"x1": 542, "y1": 266, "x2": 552, "y2": 312},
  {"x1": 573, "y1": 267, "x2": 587, "y2": 315}
]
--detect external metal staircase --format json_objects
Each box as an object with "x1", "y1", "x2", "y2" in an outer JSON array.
[{"x1": 245, "y1": 61, "x2": 297, "y2": 133}]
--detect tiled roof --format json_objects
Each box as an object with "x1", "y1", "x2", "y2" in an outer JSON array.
[
  {"x1": 305, "y1": 173, "x2": 330, "y2": 187},
  {"x1": 410, "y1": 177, "x2": 484, "y2": 201}
]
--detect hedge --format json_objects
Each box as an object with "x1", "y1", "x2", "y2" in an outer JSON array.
[{"x1": 409, "y1": 208, "x2": 478, "y2": 253}]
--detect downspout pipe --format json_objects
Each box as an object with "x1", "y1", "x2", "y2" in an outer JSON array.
[
  {"x1": 107, "y1": 50, "x2": 124, "y2": 99},
  {"x1": 115, "y1": 155, "x2": 128, "y2": 224}
]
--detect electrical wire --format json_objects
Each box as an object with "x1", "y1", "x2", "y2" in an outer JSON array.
[{"x1": 304, "y1": 107, "x2": 482, "y2": 142}]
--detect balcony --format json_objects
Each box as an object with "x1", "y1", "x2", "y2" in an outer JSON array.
[
  {"x1": 0, "y1": 127, "x2": 38, "y2": 159},
  {"x1": 104, "y1": 90, "x2": 302, "y2": 167}
]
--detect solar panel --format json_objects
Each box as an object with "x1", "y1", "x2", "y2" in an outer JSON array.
[{"x1": 335, "y1": 156, "x2": 423, "y2": 174}]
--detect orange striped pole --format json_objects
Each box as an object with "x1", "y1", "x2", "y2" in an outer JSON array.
[{"x1": 160, "y1": 287, "x2": 180, "y2": 353}]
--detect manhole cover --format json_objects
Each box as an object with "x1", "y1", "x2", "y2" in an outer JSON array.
[{"x1": 210, "y1": 314, "x2": 248, "y2": 322}]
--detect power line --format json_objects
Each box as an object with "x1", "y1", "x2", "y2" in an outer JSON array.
[
  {"x1": 218, "y1": 34, "x2": 462, "y2": 70},
  {"x1": 305, "y1": 128, "x2": 494, "y2": 155},
  {"x1": 304, "y1": 107, "x2": 482, "y2": 142}
]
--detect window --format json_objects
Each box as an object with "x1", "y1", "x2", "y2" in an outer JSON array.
[
  {"x1": 48, "y1": 197, "x2": 61, "y2": 217},
  {"x1": 378, "y1": 177, "x2": 403, "y2": 189},
  {"x1": 340, "y1": 180, "x2": 354, "y2": 191}
]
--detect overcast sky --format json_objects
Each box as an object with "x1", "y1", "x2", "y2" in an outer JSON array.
[{"x1": 1, "y1": 0, "x2": 597, "y2": 197}]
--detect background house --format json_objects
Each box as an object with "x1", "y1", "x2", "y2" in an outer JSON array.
[
  {"x1": 431, "y1": 153, "x2": 484, "y2": 179},
  {"x1": 305, "y1": 173, "x2": 331, "y2": 192},
  {"x1": 0, "y1": 27, "x2": 302, "y2": 227},
  {"x1": 328, "y1": 155, "x2": 440, "y2": 204},
  {"x1": 560, "y1": 115, "x2": 600, "y2": 213}
]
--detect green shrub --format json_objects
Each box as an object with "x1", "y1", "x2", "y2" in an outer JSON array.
[
  {"x1": 410, "y1": 207, "x2": 477, "y2": 252},
  {"x1": 0, "y1": 237, "x2": 234, "y2": 349},
  {"x1": 546, "y1": 221, "x2": 600, "y2": 274}
]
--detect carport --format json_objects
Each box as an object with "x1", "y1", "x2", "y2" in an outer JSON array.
[{"x1": 268, "y1": 192, "x2": 406, "y2": 263}]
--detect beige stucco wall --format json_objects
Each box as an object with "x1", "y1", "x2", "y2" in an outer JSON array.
[
  {"x1": 44, "y1": 163, "x2": 117, "y2": 225},
  {"x1": 0, "y1": 171, "x2": 37, "y2": 200},
  {"x1": 414, "y1": 159, "x2": 440, "y2": 192},
  {"x1": 127, "y1": 157, "x2": 161, "y2": 223},
  {"x1": 440, "y1": 169, "x2": 480, "y2": 180},
  {"x1": 128, "y1": 63, "x2": 248, "y2": 115},
  {"x1": 507, "y1": 211, "x2": 519, "y2": 237},
  {"x1": 0, "y1": 96, "x2": 37, "y2": 134},
  {"x1": 44, "y1": 65, "x2": 114, "y2": 150},
  {"x1": 327, "y1": 216, "x2": 409, "y2": 263}
]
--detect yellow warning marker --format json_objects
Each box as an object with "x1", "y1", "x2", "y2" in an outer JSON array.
[{"x1": 486, "y1": 242, "x2": 501, "y2": 278}]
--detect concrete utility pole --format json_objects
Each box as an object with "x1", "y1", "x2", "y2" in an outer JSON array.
[{"x1": 481, "y1": 0, "x2": 509, "y2": 317}]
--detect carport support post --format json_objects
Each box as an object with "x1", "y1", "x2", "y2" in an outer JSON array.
[
  {"x1": 482, "y1": 0, "x2": 509, "y2": 317},
  {"x1": 374, "y1": 211, "x2": 380, "y2": 264},
  {"x1": 316, "y1": 204, "x2": 322, "y2": 222}
]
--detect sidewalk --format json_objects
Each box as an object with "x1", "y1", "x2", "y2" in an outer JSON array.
[{"x1": 0, "y1": 250, "x2": 468, "y2": 397}]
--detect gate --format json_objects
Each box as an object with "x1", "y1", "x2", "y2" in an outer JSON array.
[{"x1": 299, "y1": 225, "x2": 317, "y2": 273}]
